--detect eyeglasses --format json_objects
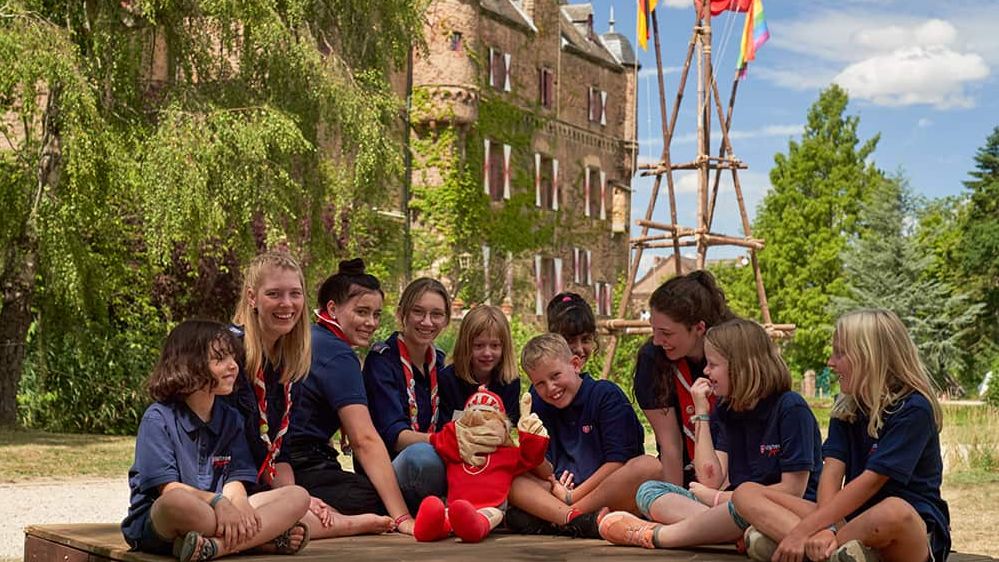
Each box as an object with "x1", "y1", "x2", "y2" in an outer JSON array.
[{"x1": 410, "y1": 307, "x2": 447, "y2": 324}]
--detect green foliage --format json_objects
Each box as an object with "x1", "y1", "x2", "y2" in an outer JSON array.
[
  {"x1": 835, "y1": 177, "x2": 983, "y2": 393},
  {"x1": 752, "y1": 85, "x2": 882, "y2": 373}
]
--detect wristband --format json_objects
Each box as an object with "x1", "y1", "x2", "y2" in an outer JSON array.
[
  {"x1": 564, "y1": 489, "x2": 573, "y2": 505},
  {"x1": 209, "y1": 493, "x2": 224, "y2": 508},
  {"x1": 712, "y1": 490, "x2": 723, "y2": 507},
  {"x1": 690, "y1": 413, "x2": 710, "y2": 424},
  {"x1": 393, "y1": 514, "x2": 412, "y2": 528}
]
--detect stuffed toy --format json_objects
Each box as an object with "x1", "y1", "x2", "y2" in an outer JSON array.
[{"x1": 414, "y1": 386, "x2": 549, "y2": 543}]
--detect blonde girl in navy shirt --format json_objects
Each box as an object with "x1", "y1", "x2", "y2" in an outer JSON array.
[
  {"x1": 733, "y1": 309, "x2": 950, "y2": 562},
  {"x1": 122, "y1": 320, "x2": 310, "y2": 561},
  {"x1": 599, "y1": 319, "x2": 822, "y2": 551}
]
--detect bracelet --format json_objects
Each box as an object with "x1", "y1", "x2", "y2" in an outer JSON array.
[
  {"x1": 393, "y1": 514, "x2": 412, "y2": 528},
  {"x1": 690, "y1": 413, "x2": 711, "y2": 424},
  {"x1": 209, "y1": 493, "x2": 224, "y2": 508},
  {"x1": 712, "y1": 490, "x2": 723, "y2": 507},
  {"x1": 564, "y1": 489, "x2": 573, "y2": 505}
]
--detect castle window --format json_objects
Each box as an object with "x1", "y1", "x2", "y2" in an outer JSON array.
[
  {"x1": 595, "y1": 281, "x2": 614, "y2": 316},
  {"x1": 538, "y1": 67, "x2": 554, "y2": 109},
  {"x1": 534, "y1": 255, "x2": 563, "y2": 315},
  {"x1": 588, "y1": 86, "x2": 607, "y2": 125},
  {"x1": 483, "y1": 139, "x2": 510, "y2": 202},
  {"x1": 573, "y1": 248, "x2": 592, "y2": 285},
  {"x1": 534, "y1": 153, "x2": 558, "y2": 211},
  {"x1": 488, "y1": 47, "x2": 512, "y2": 92},
  {"x1": 449, "y1": 31, "x2": 462, "y2": 52}
]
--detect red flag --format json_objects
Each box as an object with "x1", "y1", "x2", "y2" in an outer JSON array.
[{"x1": 696, "y1": 0, "x2": 751, "y2": 19}]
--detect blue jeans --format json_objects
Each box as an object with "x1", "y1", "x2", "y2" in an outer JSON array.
[
  {"x1": 392, "y1": 442, "x2": 446, "y2": 514},
  {"x1": 635, "y1": 480, "x2": 750, "y2": 530}
]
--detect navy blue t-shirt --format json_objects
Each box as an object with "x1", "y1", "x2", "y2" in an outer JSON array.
[
  {"x1": 363, "y1": 332, "x2": 448, "y2": 453},
  {"x1": 439, "y1": 364, "x2": 521, "y2": 425},
  {"x1": 121, "y1": 400, "x2": 257, "y2": 547},
  {"x1": 287, "y1": 324, "x2": 369, "y2": 449},
  {"x1": 224, "y1": 325, "x2": 291, "y2": 468},
  {"x1": 711, "y1": 391, "x2": 822, "y2": 500},
  {"x1": 823, "y1": 393, "x2": 950, "y2": 562},
  {"x1": 531, "y1": 373, "x2": 645, "y2": 483}
]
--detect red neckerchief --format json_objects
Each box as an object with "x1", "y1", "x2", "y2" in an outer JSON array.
[
  {"x1": 675, "y1": 358, "x2": 716, "y2": 462},
  {"x1": 253, "y1": 365, "x2": 292, "y2": 484},
  {"x1": 315, "y1": 309, "x2": 350, "y2": 343},
  {"x1": 397, "y1": 335, "x2": 439, "y2": 433}
]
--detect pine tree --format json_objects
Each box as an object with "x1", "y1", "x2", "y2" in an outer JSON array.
[
  {"x1": 836, "y1": 177, "x2": 982, "y2": 394},
  {"x1": 752, "y1": 85, "x2": 882, "y2": 373}
]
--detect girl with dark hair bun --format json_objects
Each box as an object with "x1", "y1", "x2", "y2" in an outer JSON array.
[
  {"x1": 546, "y1": 292, "x2": 598, "y2": 363},
  {"x1": 634, "y1": 270, "x2": 737, "y2": 487},
  {"x1": 284, "y1": 258, "x2": 415, "y2": 536}
]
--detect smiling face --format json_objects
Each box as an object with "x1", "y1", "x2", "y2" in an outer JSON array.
[
  {"x1": 702, "y1": 340, "x2": 731, "y2": 399},
  {"x1": 526, "y1": 354, "x2": 583, "y2": 409},
  {"x1": 249, "y1": 266, "x2": 305, "y2": 349},
  {"x1": 328, "y1": 289, "x2": 383, "y2": 347},
  {"x1": 471, "y1": 330, "x2": 503, "y2": 382},
  {"x1": 651, "y1": 310, "x2": 706, "y2": 361},
  {"x1": 564, "y1": 332, "x2": 597, "y2": 363},
  {"x1": 400, "y1": 290, "x2": 448, "y2": 350},
  {"x1": 828, "y1": 334, "x2": 854, "y2": 394},
  {"x1": 208, "y1": 349, "x2": 239, "y2": 396}
]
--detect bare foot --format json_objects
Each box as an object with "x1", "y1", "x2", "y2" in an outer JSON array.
[{"x1": 311, "y1": 513, "x2": 395, "y2": 538}]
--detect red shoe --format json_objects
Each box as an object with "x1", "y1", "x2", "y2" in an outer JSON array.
[
  {"x1": 448, "y1": 500, "x2": 491, "y2": 543},
  {"x1": 414, "y1": 496, "x2": 450, "y2": 542}
]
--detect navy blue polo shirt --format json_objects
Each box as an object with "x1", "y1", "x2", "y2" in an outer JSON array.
[
  {"x1": 439, "y1": 364, "x2": 521, "y2": 425},
  {"x1": 223, "y1": 325, "x2": 291, "y2": 468},
  {"x1": 121, "y1": 400, "x2": 257, "y2": 547},
  {"x1": 363, "y1": 332, "x2": 448, "y2": 453},
  {"x1": 711, "y1": 391, "x2": 822, "y2": 500},
  {"x1": 530, "y1": 373, "x2": 645, "y2": 483},
  {"x1": 287, "y1": 324, "x2": 369, "y2": 449},
  {"x1": 823, "y1": 393, "x2": 950, "y2": 562}
]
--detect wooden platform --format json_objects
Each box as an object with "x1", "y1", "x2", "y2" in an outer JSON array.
[{"x1": 24, "y1": 524, "x2": 997, "y2": 562}]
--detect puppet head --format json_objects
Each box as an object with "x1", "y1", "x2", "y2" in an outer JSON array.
[{"x1": 458, "y1": 386, "x2": 514, "y2": 446}]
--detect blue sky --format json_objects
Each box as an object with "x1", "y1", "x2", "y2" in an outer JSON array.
[{"x1": 590, "y1": 0, "x2": 998, "y2": 273}]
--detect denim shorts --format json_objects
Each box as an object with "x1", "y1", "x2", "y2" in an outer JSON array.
[
  {"x1": 635, "y1": 480, "x2": 750, "y2": 530},
  {"x1": 129, "y1": 514, "x2": 174, "y2": 555}
]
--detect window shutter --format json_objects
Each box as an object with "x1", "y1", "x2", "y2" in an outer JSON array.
[
  {"x1": 552, "y1": 158, "x2": 559, "y2": 211},
  {"x1": 503, "y1": 144, "x2": 511, "y2": 199},
  {"x1": 534, "y1": 255, "x2": 544, "y2": 315},
  {"x1": 554, "y1": 257, "x2": 563, "y2": 293},
  {"x1": 604, "y1": 283, "x2": 613, "y2": 316},
  {"x1": 599, "y1": 170, "x2": 607, "y2": 220},
  {"x1": 573, "y1": 248, "x2": 580, "y2": 283},
  {"x1": 488, "y1": 48, "x2": 495, "y2": 88},
  {"x1": 586, "y1": 250, "x2": 593, "y2": 285},
  {"x1": 483, "y1": 139, "x2": 491, "y2": 195},
  {"x1": 584, "y1": 166, "x2": 591, "y2": 217},
  {"x1": 600, "y1": 90, "x2": 607, "y2": 126},
  {"x1": 546, "y1": 70, "x2": 554, "y2": 107},
  {"x1": 504, "y1": 52, "x2": 512, "y2": 92},
  {"x1": 534, "y1": 153, "x2": 541, "y2": 207}
]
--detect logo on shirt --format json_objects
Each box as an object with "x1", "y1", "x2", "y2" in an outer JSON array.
[
  {"x1": 759, "y1": 444, "x2": 781, "y2": 457},
  {"x1": 869, "y1": 442, "x2": 879, "y2": 456},
  {"x1": 211, "y1": 455, "x2": 232, "y2": 469},
  {"x1": 581, "y1": 425, "x2": 593, "y2": 434}
]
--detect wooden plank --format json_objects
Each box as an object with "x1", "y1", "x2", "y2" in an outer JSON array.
[{"x1": 24, "y1": 524, "x2": 997, "y2": 562}]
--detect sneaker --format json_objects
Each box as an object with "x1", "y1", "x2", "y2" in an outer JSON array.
[
  {"x1": 597, "y1": 511, "x2": 659, "y2": 549},
  {"x1": 560, "y1": 509, "x2": 605, "y2": 539},
  {"x1": 829, "y1": 539, "x2": 882, "y2": 562},
  {"x1": 744, "y1": 526, "x2": 778, "y2": 562}
]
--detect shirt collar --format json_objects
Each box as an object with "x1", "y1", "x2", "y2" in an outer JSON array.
[{"x1": 176, "y1": 400, "x2": 225, "y2": 436}]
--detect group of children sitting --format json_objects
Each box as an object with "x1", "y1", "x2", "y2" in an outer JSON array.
[{"x1": 123, "y1": 254, "x2": 950, "y2": 562}]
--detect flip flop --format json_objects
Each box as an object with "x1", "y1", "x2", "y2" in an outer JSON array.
[
  {"x1": 270, "y1": 522, "x2": 310, "y2": 555},
  {"x1": 172, "y1": 531, "x2": 218, "y2": 562}
]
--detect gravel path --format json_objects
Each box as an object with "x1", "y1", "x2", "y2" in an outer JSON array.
[{"x1": 1, "y1": 478, "x2": 129, "y2": 561}]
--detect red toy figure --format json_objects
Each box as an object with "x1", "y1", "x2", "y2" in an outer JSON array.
[{"x1": 414, "y1": 387, "x2": 549, "y2": 543}]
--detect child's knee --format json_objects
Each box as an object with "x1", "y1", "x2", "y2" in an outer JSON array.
[
  {"x1": 731, "y1": 481, "x2": 764, "y2": 510},
  {"x1": 281, "y1": 485, "x2": 311, "y2": 514},
  {"x1": 628, "y1": 455, "x2": 663, "y2": 480},
  {"x1": 871, "y1": 497, "x2": 923, "y2": 533}
]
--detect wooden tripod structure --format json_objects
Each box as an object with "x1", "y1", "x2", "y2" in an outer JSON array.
[{"x1": 599, "y1": 4, "x2": 793, "y2": 379}]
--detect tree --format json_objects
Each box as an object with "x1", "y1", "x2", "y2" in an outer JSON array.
[
  {"x1": 957, "y1": 126, "x2": 999, "y2": 374},
  {"x1": 835, "y1": 177, "x2": 982, "y2": 394},
  {"x1": 0, "y1": 1, "x2": 423, "y2": 428},
  {"x1": 752, "y1": 85, "x2": 882, "y2": 373}
]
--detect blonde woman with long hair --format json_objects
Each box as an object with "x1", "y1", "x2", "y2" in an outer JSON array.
[
  {"x1": 732, "y1": 309, "x2": 950, "y2": 562},
  {"x1": 599, "y1": 318, "x2": 822, "y2": 551}
]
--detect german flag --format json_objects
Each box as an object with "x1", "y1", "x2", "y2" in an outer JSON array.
[{"x1": 637, "y1": 0, "x2": 658, "y2": 51}]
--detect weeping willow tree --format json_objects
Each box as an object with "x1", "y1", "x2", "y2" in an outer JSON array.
[{"x1": 0, "y1": 0, "x2": 424, "y2": 429}]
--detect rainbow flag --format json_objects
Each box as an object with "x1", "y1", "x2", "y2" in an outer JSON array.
[
  {"x1": 637, "y1": 0, "x2": 659, "y2": 51},
  {"x1": 736, "y1": 0, "x2": 770, "y2": 79}
]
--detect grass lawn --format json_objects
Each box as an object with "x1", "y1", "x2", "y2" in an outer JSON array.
[{"x1": 0, "y1": 428, "x2": 134, "y2": 482}]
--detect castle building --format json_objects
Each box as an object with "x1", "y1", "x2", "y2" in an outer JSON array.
[{"x1": 410, "y1": 0, "x2": 638, "y2": 319}]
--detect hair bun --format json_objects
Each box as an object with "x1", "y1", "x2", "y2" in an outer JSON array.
[{"x1": 338, "y1": 258, "x2": 366, "y2": 276}]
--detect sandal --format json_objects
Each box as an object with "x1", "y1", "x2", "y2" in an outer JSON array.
[
  {"x1": 173, "y1": 531, "x2": 218, "y2": 562},
  {"x1": 270, "y1": 522, "x2": 310, "y2": 555}
]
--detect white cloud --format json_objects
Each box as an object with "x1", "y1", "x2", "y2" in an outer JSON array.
[
  {"x1": 917, "y1": 117, "x2": 933, "y2": 128},
  {"x1": 768, "y1": 10, "x2": 992, "y2": 109},
  {"x1": 638, "y1": 66, "x2": 681, "y2": 79},
  {"x1": 671, "y1": 123, "x2": 803, "y2": 144},
  {"x1": 833, "y1": 46, "x2": 989, "y2": 109},
  {"x1": 660, "y1": 0, "x2": 691, "y2": 9}
]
